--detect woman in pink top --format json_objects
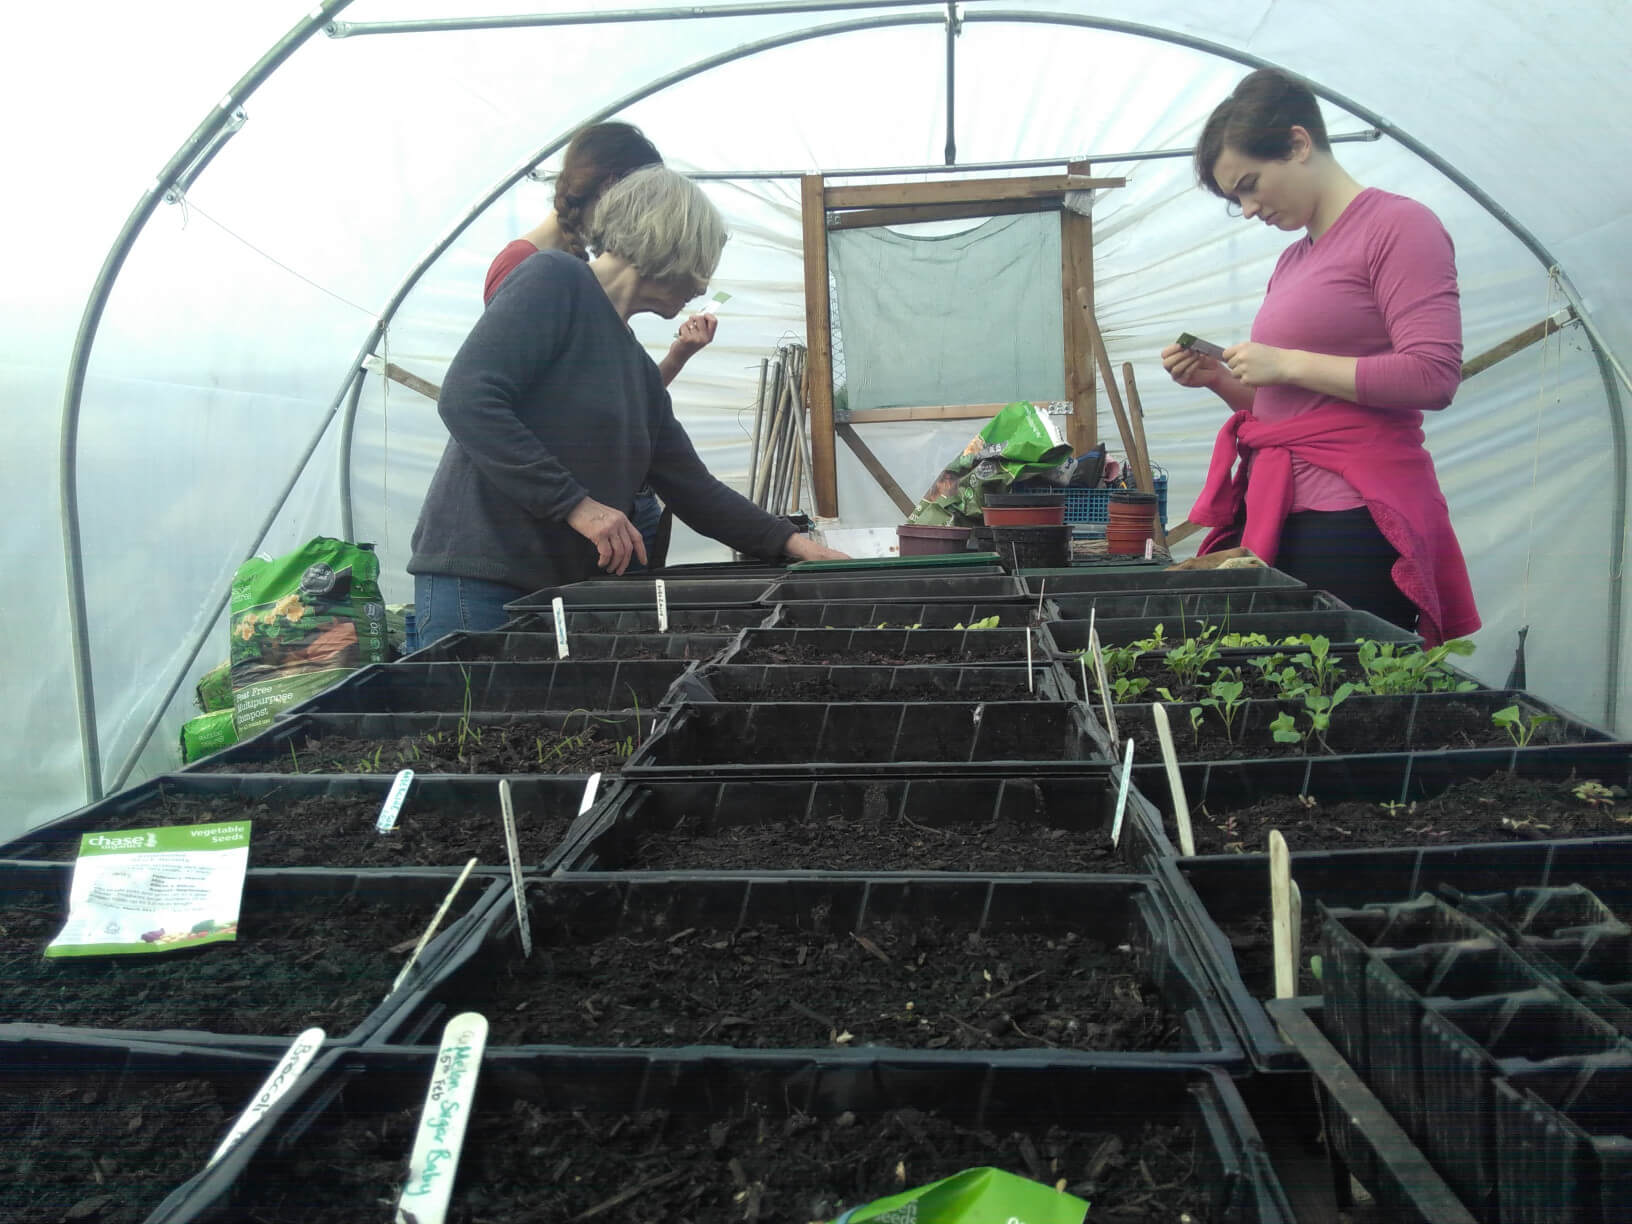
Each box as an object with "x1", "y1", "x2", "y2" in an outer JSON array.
[{"x1": 1161, "y1": 69, "x2": 1478, "y2": 640}]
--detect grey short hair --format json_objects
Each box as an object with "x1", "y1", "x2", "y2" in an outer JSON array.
[{"x1": 583, "y1": 164, "x2": 728, "y2": 284}]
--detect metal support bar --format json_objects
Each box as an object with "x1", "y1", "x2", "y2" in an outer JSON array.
[
  {"x1": 336, "y1": 361, "x2": 368, "y2": 542},
  {"x1": 327, "y1": 0, "x2": 986, "y2": 37},
  {"x1": 943, "y1": 1, "x2": 958, "y2": 166},
  {"x1": 165, "y1": 108, "x2": 248, "y2": 204}
]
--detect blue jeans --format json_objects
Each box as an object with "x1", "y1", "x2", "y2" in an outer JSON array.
[
  {"x1": 624, "y1": 488, "x2": 664, "y2": 574},
  {"x1": 411, "y1": 573, "x2": 529, "y2": 651}
]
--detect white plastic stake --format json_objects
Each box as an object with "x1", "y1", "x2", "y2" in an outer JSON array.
[
  {"x1": 396, "y1": 1012, "x2": 488, "y2": 1224},
  {"x1": 552, "y1": 596, "x2": 569, "y2": 659},
  {"x1": 392, "y1": 857, "x2": 478, "y2": 993},
  {"x1": 207, "y1": 1027, "x2": 325, "y2": 1167},
  {"x1": 1270, "y1": 830, "x2": 1296, "y2": 999},
  {"x1": 498, "y1": 780, "x2": 532, "y2": 959},
  {"x1": 1088, "y1": 626, "x2": 1119, "y2": 744},
  {"x1": 376, "y1": 769, "x2": 414, "y2": 834},
  {"x1": 579, "y1": 771, "x2": 603, "y2": 817},
  {"x1": 1290, "y1": 879, "x2": 1304, "y2": 996},
  {"x1": 655, "y1": 579, "x2": 669, "y2": 632},
  {"x1": 1110, "y1": 737, "x2": 1135, "y2": 846},
  {"x1": 1151, "y1": 703, "x2": 1196, "y2": 856},
  {"x1": 1025, "y1": 627, "x2": 1034, "y2": 692},
  {"x1": 1078, "y1": 655, "x2": 1091, "y2": 708},
  {"x1": 1144, "y1": 537, "x2": 1154, "y2": 561}
]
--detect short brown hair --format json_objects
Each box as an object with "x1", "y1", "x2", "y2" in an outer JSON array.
[
  {"x1": 554, "y1": 122, "x2": 662, "y2": 258},
  {"x1": 1195, "y1": 68, "x2": 1331, "y2": 198}
]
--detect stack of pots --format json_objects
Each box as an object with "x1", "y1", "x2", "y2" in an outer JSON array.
[
  {"x1": 1105, "y1": 490, "x2": 1159, "y2": 556},
  {"x1": 982, "y1": 492, "x2": 1070, "y2": 568}
]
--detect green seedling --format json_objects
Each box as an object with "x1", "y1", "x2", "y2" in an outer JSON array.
[
  {"x1": 1272, "y1": 684, "x2": 1355, "y2": 753},
  {"x1": 289, "y1": 743, "x2": 301, "y2": 773},
  {"x1": 1165, "y1": 636, "x2": 1221, "y2": 688},
  {"x1": 1309, "y1": 954, "x2": 1324, "y2": 981},
  {"x1": 1356, "y1": 637, "x2": 1479, "y2": 695},
  {"x1": 1187, "y1": 705, "x2": 1205, "y2": 745},
  {"x1": 1573, "y1": 780, "x2": 1617, "y2": 810},
  {"x1": 1098, "y1": 644, "x2": 1144, "y2": 683},
  {"x1": 953, "y1": 615, "x2": 1001, "y2": 631},
  {"x1": 1217, "y1": 632, "x2": 1273, "y2": 648},
  {"x1": 1492, "y1": 704, "x2": 1556, "y2": 748},
  {"x1": 1112, "y1": 676, "x2": 1151, "y2": 702},
  {"x1": 1200, "y1": 677, "x2": 1248, "y2": 744},
  {"x1": 1290, "y1": 634, "x2": 1342, "y2": 695}
]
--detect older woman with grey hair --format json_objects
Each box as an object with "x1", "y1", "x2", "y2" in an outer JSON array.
[{"x1": 408, "y1": 165, "x2": 845, "y2": 645}]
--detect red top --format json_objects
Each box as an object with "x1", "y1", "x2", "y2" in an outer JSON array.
[
  {"x1": 483, "y1": 239, "x2": 543, "y2": 305},
  {"x1": 1189, "y1": 407, "x2": 1480, "y2": 645},
  {"x1": 1247, "y1": 188, "x2": 1463, "y2": 511}
]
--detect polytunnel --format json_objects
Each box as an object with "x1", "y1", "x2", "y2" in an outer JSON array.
[{"x1": 4, "y1": 0, "x2": 1629, "y2": 839}]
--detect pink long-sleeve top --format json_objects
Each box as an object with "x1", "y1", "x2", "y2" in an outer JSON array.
[{"x1": 1248, "y1": 187, "x2": 1463, "y2": 510}]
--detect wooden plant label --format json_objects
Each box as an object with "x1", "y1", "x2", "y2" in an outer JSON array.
[
  {"x1": 1088, "y1": 626, "x2": 1119, "y2": 744},
  {"x1": 552, "y1": 596, "x2": 569, "y2": 659},
  {"x1": 207, "y1": 1027, "x2": 325, "y2": 1167},
  {"x1": 396, "y1": 1012, "x2": 488, "y2": 1224},
  {"x1": 1269, "y1": 830, "x2": 1295, "y2": 999},
  {"x1": 498, "y1": 780, "x2": 532, "y2": 959},
  {"x1": 392, "y1": 857, "x2": 478, "y2": 994},
  {"x1": 1150, "y1": 703, "x2": 1196, "y2": 856},
  {"x1": 1110, "y1": 737, "x2": 1135, "y2": 846},
  {"x1": 655, "y1": 579, "x2": 669, "y2": 633},
  {"x1": 376, "y1": 769, "x2": 414, "y2": 834}
]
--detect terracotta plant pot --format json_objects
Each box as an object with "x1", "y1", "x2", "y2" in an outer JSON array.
[
  {"x1": 1106, "y1": 491, "x2": 1158, "y2": 556},
  {"x1": 985, "y1": 505, "x2": 1067, "y2": 526},
  {"x1": 896, "y1": 524, "x2": 972, "y2": 556}
]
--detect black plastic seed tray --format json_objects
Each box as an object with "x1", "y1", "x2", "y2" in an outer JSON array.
[
  {"x1": 676, "y1": 662, "x2": 1068, "y2": 704},
  {"x1": 763, "y1": 573, "x2": 1030, "y2": 604},
  {"x1": 0, "y1": 773, "x2": 605, "y2": 874},
  {"x1": 622, "y1": 701, "x2": 1102, "y2": 776},
  {"x1": 1045, "y1": 608, "x2": 1421, "y2": 655},
  {"x1": 158, "y1": 1049, "x2": 1293, "y2": 1224},
  {"x1": 1024, "y1": 567, "x2": 1306, "y2": 596},
  {"x1": 721, "y1": 626, "x2": 1045, "y2": 666},
  {"x1": 405, "y1": 629, "x2": 735, "y2": 663},
  {"x1": 274, "y1": 659, "x2": 693, "y2": 718},
  {"x1": 0, "y1": 863, "x2": 499, "y2": 1052},
  {"x1": 1050, "y1": 587, "x2": 1346, "y2": 621},
  {"x1": 1267, "y1": 997, "x2": 1480, "y2": 1224},
  {"x1": 765, "y1": 600, "x2": 1042, "y2": 628},
  {"x1": 507, "y1": 577, "x2": 774, "y2": 611},
  {"x1": 559, "y1": 772, "x2": 1127, "y2": 874},
  {"x1": 188, "y1": 710, "x2": 657, "y2": 777},
  {"x1": 504, "y1": 606, "x2": 774, "y2": 633},
  {"x1": 386, "y1": 873, "x2": 1244, "y2": 1066},
  {"x1": 1494, "y1": 1053, "x2": 1632, "y2": 1224}
]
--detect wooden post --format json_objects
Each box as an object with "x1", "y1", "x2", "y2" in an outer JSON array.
[
  {"x1": 1060, "y1": 160, "x2": 1097, "y2": 457},
  {"x1": 800, "y1": 173, "x2": 839, "y2": 518}
]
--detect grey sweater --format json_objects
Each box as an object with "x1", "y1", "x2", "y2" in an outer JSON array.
[{"x1": 408, "y1": 250, "x2": 794, "y2": 591}]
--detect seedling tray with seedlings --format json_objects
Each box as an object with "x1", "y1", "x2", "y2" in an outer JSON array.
[
  {"x1": 168, "y1": 1050, "x2": 1293, "y2": 1224},
  {"x1": 765, "y1": 600, "x2": 1042, "y2": 628},
  {"x1": 1049, "y1": 587, "x2": 1345, "y2": 621},
  {"x1": 386, "y1": 875, "x2": 1242, "y2": 1064},
  {"x1": 0, "y1": 864, "x2": 496, "y2": 1051},
  {"x1": 1046, "y1": 609, "x2": 1419, "y2": 656},
  {"x1": 678, "y1": 661, "x2": 1068, "y2": 703},
  {"x1": 622, "y1": 701, "x2": 1101, "y2": 776},
  {"x1": 404, "y1": 630, "x2": 735, "y2": 664},
  {"x1": 1023, "y1": 567, "x2": 1306, "y2": 596},
  {"x1": 506, "y1": 577, "x2": 774, "y2": 610},
  {"x1": 763, "y1": 573, "x2": 1030, "y2": 604},
  {"x1": 0, "y1": 773, "x2": 600, "y2": 874},
  {"x1": 724, "y1": 626, "x2": 1045, "y2": 667},
  {"x1": 501, "y1": 606, "x2": 774, "y2": 634},
  {"x1": 193, "y1": 710, "x2": 657, "y2": 777},
  {"x1": 560, "y1": 773, "x2": 1138, "y2": 874},
  {"x1": 275, "y1": 659, "x2": 693, "y2": 718}
]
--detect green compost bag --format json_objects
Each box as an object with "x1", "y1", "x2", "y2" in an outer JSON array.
[
  {"x1": 833, "y1": 1166, "x2": 1087, "y2": 1223},
  {"x1": 228, "y1": 538, "x2": 388, "y2": 735},
  {"x1": 906, "y1": 402, "x2": 1073, "y2": 526},
  {"x1": 194, "y1": 660, "x2": 233, "y2": 713},
  {"x1": 179, "y1": 709, "x2": 239, "y2": 764}
]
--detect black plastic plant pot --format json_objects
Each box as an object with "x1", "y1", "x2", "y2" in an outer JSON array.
[
  {"x1": 0, "y1": 773, "x2": 606, "y2": 874},
  {"x1": 386, "y1": 874, "x2": 1244, "y2": 1066},
  {"x1": 0, "y1": 863, "x2": 500, "y2": 1052},
  {"x1": 622, "y1": 701, "x2": 1102, "y2": 776},
  {"x1": 190, "y1": 710, "x2": 658, "y2": 778},
  {"x1": 1045, "y1": 608, "x2": 1420, "y2": 655},
  {"x1": 763, "y1": 573, "x2": 1030, "y2": 604},
  {"x1": 676, "y1": 662, "x2": 1068, "y2": 704},
  {"x1": 1266, "y1": 997, "x2": 1481, "y2": 1224},
  {"x1": 405, "y1": 629, "x2": 735, "y2": 664},
  {"x1": 1050, "y1": 587, "x2": 1346, "y2": 621},
  {"x1": 1024, "y1": 567, "x2": 1306, "y2": 596},
  {"x1": 503, "y1": 606, "x2": 774, "y2": 634},
  {"x1": 722, "y1": 626, "x2": 1048, "y2": 667},
  {"x1": 158, "y1": 1049, "x2": 1293, "y2": 1224},
  {"x1": 558, "y1": 772, "x2": 1144, "y2": 875},
  {"x1": 276, "y1": 659, "x2": 693, "y2": 720},
  {"x1": 507, "y1": 577, "x2": 774, "y2": 611},
  {"x1": 765, "y1": 600, "x2": 1041, "y2": 628},
  {"x1": 0, "y1": 1032, "x2": 313, "y2": 1224},
  {"x1": 1495, "y1": 1053, "x2": 1632, "y2": 1224}
]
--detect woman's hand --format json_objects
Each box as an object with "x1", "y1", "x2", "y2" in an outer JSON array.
[
  {"x1": 1161, "y1": 342, "x2": 1222, "y2": 389},
  {"x1": 670, "y1": 311, "x2": 718, "y2": 358},
  {"x1": 1222, "y1": 342, "x2": 1295, "y2": 388},
  {"x1": 566, "y1": 496, "x2": 648, "y2": 575},
  {"x1": 783, "y1": 534, "x2": 850, "y2": 563}
]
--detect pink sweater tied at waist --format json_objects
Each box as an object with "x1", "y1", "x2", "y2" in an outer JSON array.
[{"x1": 1190, "y1": 407, "x2": 1480, "y2": 645}]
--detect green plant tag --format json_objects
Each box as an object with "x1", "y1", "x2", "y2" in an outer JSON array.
[
  {"x1": 833, "y1": 1166, "x2": 1087, "y2": 1223},
  {"x1": 46, "y1": 821, "x2": 251, "y2": 958}
]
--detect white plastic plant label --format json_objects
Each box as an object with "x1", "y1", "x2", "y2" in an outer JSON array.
[
  {"x1": 207, "y1": 1027, "x2": 325, "y2": 1167},
  {"x1": 578, "y1": 771, "x2": 603, "y2": 816},
  {"x1": 377, "y1": 769, "x2": 414, "y2": 833},
  {"x1": 396, "y1": 1012, "x2": 488, "y2": 1224},
  {"x1": 46, "y1": 821, "x2": 251, "y2": 958},
  {"x1": 1111, "y1": 738, "x2": 1135, "y2": 846},
  {"x1": 552, "y1": 596, "x2": 569, "y2": 659},
  {"x1": 655, "y1": 578, "x2": 669, "y2": 632},
  {"x1": 498, "y1": 780, "x2": 533, "y2": 959}
]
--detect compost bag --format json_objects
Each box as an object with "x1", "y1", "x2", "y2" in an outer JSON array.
[
  {"x1": 833, "y1": 1166, "x2": 1087, "y2": 1223},
  {"x1": 906, "y1": 402, "x2": 1073, "y2": 526},
  {"x1": 228, "y1": 537, "x2": 388, "y2": 733}
]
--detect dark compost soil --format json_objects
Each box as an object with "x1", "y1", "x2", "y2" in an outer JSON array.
[
  {"x1": 737, "y1": 641, "x2": 1033, "y2": 666},
  {"x1": 1186, "y1": 772, "x2": 1632, "y2": 855},
  {"x1": 204, "y1": 721, "x2": 635, "y2": 776},
  {"x1": 1, "y1": 1075, "x2": 232, "y2": 1224},
  {"x1": 700, "y1": 670, "x2": 1044, "y2": 703},
  {"x1": 247, "y1": 1101, "x2": 1213, "y2": 1223},
  {"x1": 0, "y1": 893, "x2": 473, "y2": 1036},
  {"x1": 1216, "y1": 909, "x2": 1326, "y2": 1001},
  {"x1": 480, "y1": 921, "x2": 1177, "y2": 1052}
]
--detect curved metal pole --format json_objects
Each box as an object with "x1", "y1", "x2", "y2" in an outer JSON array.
[
  {"x1": 337, "y1": 359, "x2": 370, "y2": 542},
  {"x1": 58, "y1": 0, "x2": 356, "y2": 801}
]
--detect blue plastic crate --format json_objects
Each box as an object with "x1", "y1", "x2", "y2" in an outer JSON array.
[{"x1": 1064, "y1": 471, "x2": 1168, "y2": 526}]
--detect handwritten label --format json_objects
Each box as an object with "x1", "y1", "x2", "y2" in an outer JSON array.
[
  {"x1": 376, "y1": 769, "x2": 414, "y2": 833},
  {"x1": 208, "y1": 1027, "x2": 324, "y2": 1166},
  {"x1": 552, "y1": 596, "x2": 569, "y2": 659},
  {"x1": 498, "y1": 780, "x2": 532, "y2": 958},
  {"x1": 396, "y1": 1013, "x2": 488, "y2": 1224},
  {"x1": 1111, "y1": 738, "x2": 1135, "y2": 846},
  {"x1": 392, "y1": 858, "x2": 478, "y2": 993},
  {"x1": 655, "y1": 579, "x2": 669, "y2": 633}
]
